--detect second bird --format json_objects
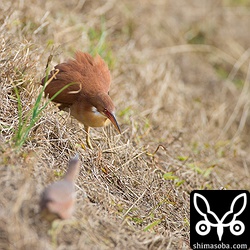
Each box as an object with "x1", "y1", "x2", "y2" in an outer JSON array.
[{"x1": 42, "y1": 51, "x2": 121, "y2": 148}]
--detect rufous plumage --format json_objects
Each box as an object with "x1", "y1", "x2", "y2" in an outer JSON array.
[{"x1": 42, "y1": 51, "x2": 120, "y2": 148}]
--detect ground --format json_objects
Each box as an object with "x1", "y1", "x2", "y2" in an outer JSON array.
[{"x1": 0, "y1": 0, "x2": 250, "y2": 249}]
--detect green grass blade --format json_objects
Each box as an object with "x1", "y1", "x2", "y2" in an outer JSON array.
[
  {"x1": 13, "y1": 80, "x2": 79, "y2": 149},
  {"x1": 143, "y1": 220, "x2": 161, "y2": 232}
]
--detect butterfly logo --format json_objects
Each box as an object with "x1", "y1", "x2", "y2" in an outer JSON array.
[{"x1": 193, "y1": 193, "x2": 247, "y2": 241}]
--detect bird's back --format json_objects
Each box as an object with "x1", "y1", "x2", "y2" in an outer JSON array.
[{"x1": 42, "y1": 52, "x2": 111, "y2": 106}]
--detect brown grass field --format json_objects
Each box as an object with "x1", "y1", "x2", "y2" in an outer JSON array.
[{"x1": 1, "y1": 0, "x2": 250, "y2": 249}]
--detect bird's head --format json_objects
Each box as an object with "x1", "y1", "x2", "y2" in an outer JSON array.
[{"x1": 90, "y1": 93, "x2": 121, "y2": 134}]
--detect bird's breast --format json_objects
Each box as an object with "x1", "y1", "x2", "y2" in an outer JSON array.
[{"x1": 70, "y1": 103, "x2": 110, "y2": 128}]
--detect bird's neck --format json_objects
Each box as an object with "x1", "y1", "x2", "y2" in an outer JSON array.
[{"x1": 64, "y1": 165, "x2": 80, "y2": 182}]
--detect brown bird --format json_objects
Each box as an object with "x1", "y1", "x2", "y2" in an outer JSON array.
[
  {"x1": 40, "y1": 155, "x2": 80, "y2": 220},
  {"x1": 41, "y1": 51, "x2": 121, "y2": 149}
]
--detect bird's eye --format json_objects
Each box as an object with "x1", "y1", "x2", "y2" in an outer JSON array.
[{"x1": 103, "y1": 109, "x2": 110, "y2": 116}]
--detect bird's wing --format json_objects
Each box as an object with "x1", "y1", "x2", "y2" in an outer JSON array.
[
  {"x1": 42, "y1": 63, "x2": 83, "y2": 105},
  {"x1": 41, "y1": 52, "x2": 111, "y2": 105}
]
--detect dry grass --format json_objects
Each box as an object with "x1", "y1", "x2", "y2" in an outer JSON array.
[{"x1": 1, "y1": 0, "x2": 250, "y2": 249}]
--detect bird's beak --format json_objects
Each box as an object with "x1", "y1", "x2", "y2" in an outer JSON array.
[{"x1": 105, "y1": 111, "x2": 121, "y2": 134}]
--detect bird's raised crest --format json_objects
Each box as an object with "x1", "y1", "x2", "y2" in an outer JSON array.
[{"x1": 42, "y1": 52, "x2": 111, "y2": 104}]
